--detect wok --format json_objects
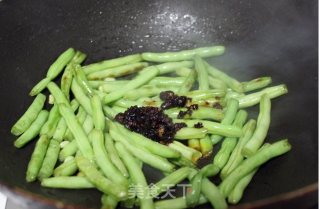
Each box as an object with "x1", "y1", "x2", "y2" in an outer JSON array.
[{"x1": 0, "y1": 0, "x2": 317, "y2": 208}]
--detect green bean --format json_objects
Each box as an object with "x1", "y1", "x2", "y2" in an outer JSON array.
[
  {"x1": 88, "y1": 80, "x2": 106, "y2": 88},
  {"x1": 242, "y1": 77, "x2": 272, "y2": 92},
  {"x1": 88, "y1": 62, "x2": 149, "y2": 80},
  {"x1": 63, "y1": 106, "x2": 87, "y2": 141},
  {"x1": 123, "y1": 85, "x2": 178, "y2": 101},
  {"x1": 59, "y1": 115, "x2": 93, "y2": 161},
  {"x1": 11, "y1": 93, "x2": 46, "y2": 136},
  {"x1": 29, "y1": 78, "x2": 51, "y2": 96},
  {"x1": 188, "y1": 139, "x2": 201, "y2": 151},
  {"x1": 59, "y1": 140, "x2": 77, "y2": 161},
  {"x1": 177, "y1": 70, "x2": 196, "y2": 94},
  {"x1": 201, "y1": 178, "x2": 228, "y2": 209},
  {"x1": 194, "y1": 56, "x2": 209, "y2": 90},
  {"x1": 237, "y1": 84, "x2": 288, "y2": 108},
  {"x1": 219, "y1": 139, "x2": 291, "y2": 197},
  {"x1": 110, "y1": 127, "x2": 175, "y2": 172},
  {"x1": 46, "y1": 48, "x2": 75, "y2": 79},
  {"x1": 149, "y1": 76, "x2": 186, "y2": 87},
  {"x1": 199, "y1": 164, "x2": 220, "y2": 177},
  {"x1": 224, "y1": 89, "x2": 244, "y2": 103},
  {"x1": 211, "y1": 98, "x2": 239, "y2": 144},
  {"x1": 38, "y1": 139, "x2": 60, "y2": 180},
  {"x1": 112, "y1": 106, "x2": 126, "y2": 115},
  {"x1": 76, "y1": 155, "x2": 128, "y2": 200},
  {"x1": 103, "y1": 105, "x2": 118, "y2": 119},
  {"x1": 61, "y1": 51, "x2": 87, "y2": 99},
  {"x1": 101, "y1": 194, "x2": 118, "y2": 209},
  {"x1": 221, "y1": 120, "x2": 256, "y2": 179},
  {"x1": 58, "y1": 103, "x2": 94, "y2": 162},
  {"x1": 40, "y1": 105, "x2": 60, "y2": 138},
  {"x1": 154, "y1": 195, "x2": 208, "y2": 209},
  {"x1": 154, "y1": 167, "x2": 192, "y2": 196},
  {"x1": 208, "y1": 76, "x2": 228, "y2": 90},
  {"x1": 187, "y1": 168, "x2": 227, "y2": 209},
  {"x1": 41, "y1": 176, "x2": 94, "y2": 189},
  {"x1": 227, "y1": 169, "x2": 258, "y2": 204},
  {"x1": 53, "y1": 118, "x2": 67, "y2": 142},
  {"x1": 103, "y1": 66, "x2": 159, "y2": 104},
  {"x1": 242, "y1": 94, "x2": 271, "y2": 157},
  {"x1": 142, "y1": 46, "x2": 225, "y2": 62},
  {"x1": 189, "y1": 98, "x2": 225, "y2": 108},
  {"x1": 185, "y1": 89, "x2": 225, "y2": 101},
  {"x1": 52, "y1": 100, "x2": 79, "y2": 142},
  {"x1": 30, "y1": 48, "x2": 75, "y2": 95},
  {"x1": 82, "y1": 54, "x2": 142, "y2": 74},
  {"x1": 14, "y1": 110, "x2": 49, "y2": 148},
  {"x1": 174, "y1": 119, "x2": 243, "y2": 138},
  {"x1": 105, "y1": 133, "x2": 129, "y2": 177},
  {"x1": 175, "y1": 67, "x2": 192, "y2": 77},
  {"x1": 70, "y1": 78, "x2": 92, "y2": 113},
  {"x1": 54, "y1": 157, "x2": 78, "y2": 176},
  {"x1": 47, "y1": 83, "x2": 69, "y2": 107},
  {"x1": 165, "y1": 107, "x2": 224, "y2": 121},
  {"x1": 170, "y1": 155, "x2": 196, "y2": 168},
  {"x1": 186, "y1": 171, "x2": 203, "y2": 207},
  {"x1": 90, "y1": 129, "x2": 128, "y2": 186},
  {"x1": 168, "y1": 141, "x2": 202, "y2": 163},
  {"x1": 116, "y1": 124, "x2": 180, "y2": 158},
  {"x1": 26, "y1": 135, "x2": 50, "y2": 182},
  {"x1": 98, "y1": 81, "x2": 129, "y2": 93},
  {"x1": 175, "y1": 128, "x2": 208, "y2": 139},
  {"x1": 205, "y1": 61, "x2": 243, "y2": 93},
  {"x1": 213, "y1": 110, "x2": 248, "y2": 169},
  {"x1": 115, "y1": 142, "x2": 154, "y2": 209},
  {"x1": 90, "y1": 94, "x2": 105, "y2": 131},
  {"x1": 199, "y1": 135, "x2": 213, "y2": 156},
  {"x1": 75, "y1": 65, "x2": 94, "y2": 97},
  {"x1": 154, "y1": 61, "x2": 193, "y2": 75}
]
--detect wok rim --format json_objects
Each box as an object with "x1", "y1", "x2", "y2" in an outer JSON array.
[{"x1": 0, "y1": 180, "x2": 317, "y2": 209}]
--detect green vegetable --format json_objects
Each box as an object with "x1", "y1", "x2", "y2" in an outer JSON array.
[
  {"x1": 14, "y1": 110, "x2": 49, "y2": 148},
  {"x1": 38, "y1": 139, "x2": 60, "y2": 180},
  {"x1": 41, "y1": 176, "x2": 94, "y2": 189},
  {"x1": 220, "y1": 119, "x2": 256, "y2": 179},
  {"x1": 110, "y1": 127, "x2": 175, "y2": 172},
  {"x1": 26, "y1": 135, "x2": 50, "y2": 182},
  {"x1": 205, "y1": 61, "x2": 243, "y2": 93},
  {"x1": 177, "y1": 70, "x2": 197, "y2": 94},
  {"x1": 242, "y1": 76, "x2": 272, "y2": 92},
  {"x1": 90, "y1": 129, "x2": 128, "y2": 186},
  {"x1": 103, "y1": 66, "x2": 159, "y2": 104},
  {"x1": 237, "y1": 84, "x2": 288, "y2": 108},
  {"x1": 58, "y1": 103, "x2": 94, "y2": 162},
  {"x1": 11, "y1": 93, "x2": 46, "y2": 136},
  {"x1": 211, "y1": 98, "x2": 239, "y2": 144},
  {"x1": 242, "y1": 94, "x2": 271, "y2": 157},
  {"x1": 87, "y1": 62, "x2": 148, "y2": 80},
  {"x1": 142, "y1": 46, "x2": 225, "y2": 62},
  {"x1": 30, "y1": 48, "x2": 75, "y2": 95},
  {"x1": 115, "y1": 142, "x2": 154, "y2": 209},
  {"x1": 194, "y1": 56, "x2": 209, "y2": 90},
  {"x1": 219, "y1": 139, "x2": 291, "y2": 197},
  {"x1": 76, "y1": 154, "x2": 128, "y2": 200},
  {"x1": 213, "y1": 110, "x2": 248, "y2": 169},
  {"x1": 82, "y1": 54, "x2": 142, "y2": 74}
]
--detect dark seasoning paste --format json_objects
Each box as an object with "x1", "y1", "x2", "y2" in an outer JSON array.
[
  {"x1": 115, "y1": 91, "x2": 211, "y2": 144},
  {"x1": 115, "y1": 91, "x2": 190, "y2": 144}
]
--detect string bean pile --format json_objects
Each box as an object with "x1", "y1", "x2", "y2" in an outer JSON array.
[{"x1": 11, "y1": 46, "x2": 291, "y2": 209}]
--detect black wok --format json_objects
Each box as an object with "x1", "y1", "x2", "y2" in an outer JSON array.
[{"x1": 0, "y1": 0, "x2": 317, "y2": 208}]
